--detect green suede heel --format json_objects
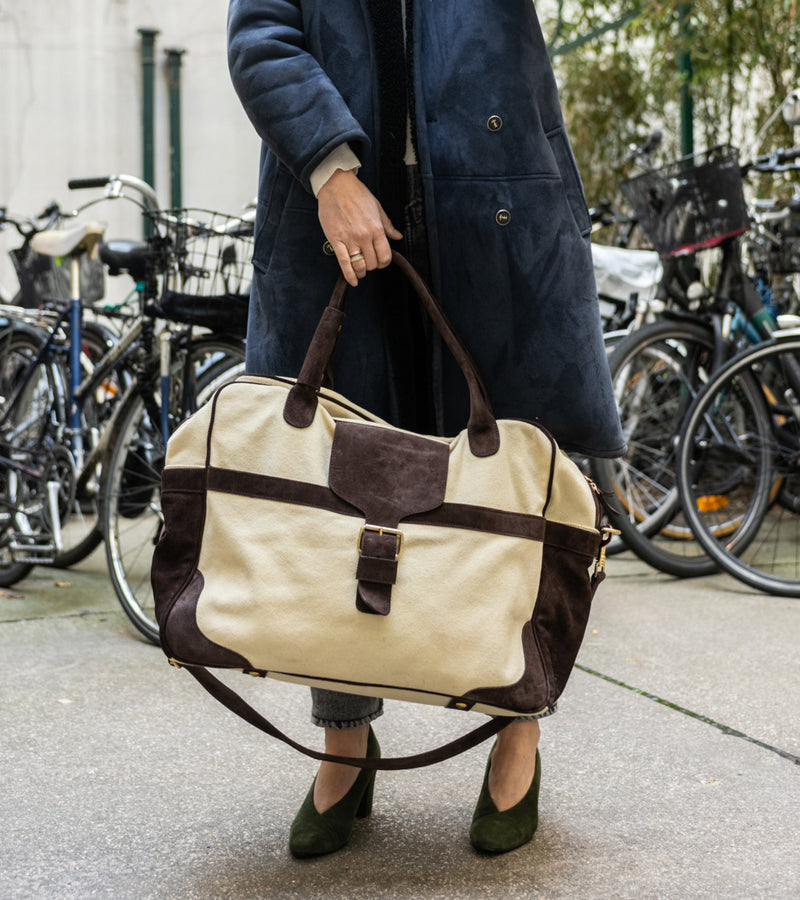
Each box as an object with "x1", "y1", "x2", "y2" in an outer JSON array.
[
  {"x1": 469, "y1": 747, "x2": 541, "y2": 854},
  {"x1": 289, "y1": 727, "x2": 380, "y2": 858}
]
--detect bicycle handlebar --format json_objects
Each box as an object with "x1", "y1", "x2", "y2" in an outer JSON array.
[
  {"x1": 68, "y1": 177, "x2": 112, "y2": 190},
  {"x1": 0, "y1": 202, "x2": 64, "y2": 237},
  {"x1": 744, "y1": 145, "x2": 800, "y2": 173},
  {"x1": 68, "y1": 173, "x2": 162, "y2": 212}
]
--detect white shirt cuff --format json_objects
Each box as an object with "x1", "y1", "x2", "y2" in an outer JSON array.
[{"x1": 310, "y1": 144, "x2": 362, "y2": 197}]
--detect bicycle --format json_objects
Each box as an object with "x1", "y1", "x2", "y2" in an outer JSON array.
[
  {"x1": 589, "y1": 144, "x2": 800, "y2": 577},
  {"x1": 676, "y1": 329, "x2": 800, "y2": 596},
  {"x1": 0, "y1": 179, "x2": 250, "y2": 602},
  {"x1": 0, "y1": 219, "x2": 121, "y2": 585}
]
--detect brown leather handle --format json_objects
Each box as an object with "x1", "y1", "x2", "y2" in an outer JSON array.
[{"x1": 283, "y1": 251, "x2": 501, "y2": 456}]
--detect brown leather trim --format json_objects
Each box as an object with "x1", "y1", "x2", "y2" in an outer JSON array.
[
  {"x1": 195, "y1": 465, "x2": 600, "y2": 552},
  {"x1": 279, "y1": 252, "x2": 501, "y2": 455},
  {"x1": 267, "y1": 376, "x2": 381, "y2": 422},
  {"x1": 161, "y1": 466, "x2": 207, "y2": 493},
  {"x1": 152, "y1": 469, "x2": 209, "y2": 650},
  {"x1": 406, "y1": 503, "x2": 547, "y2": 543},
  {"x1": 356, "y1": 583, "x2": 393, "y2": 616},
  {"x1": 283, "y1": 305, "x2": 347, "y2": 428},
  {"x1": 356, "y1": 553, "x2": 398, "y2": 584},
  {"x1": 543, "y1": 520, "x2": 601, "y2": 558},
  {"x1": 161, "y1": 570, "x2": 253, "y2": 669},
  {"x1": 206, "y1": 466, "x2": 359, "y2": 516},
  {"x1": 531, "y1": 542, "x2": 595, "y2": 700}
]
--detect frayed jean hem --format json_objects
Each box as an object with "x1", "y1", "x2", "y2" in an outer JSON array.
[
  {"x1": 510, "y1": 702, "x2": 557, "y2": 722},
  {"x1": 310, "y1": 688, "x2": 384, "y2": 729},
  {"x1": 311, "y1": 707, "x2": 384, "y2": 729}
]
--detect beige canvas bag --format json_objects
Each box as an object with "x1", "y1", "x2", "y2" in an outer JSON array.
[{"x1": 151, "y1": 253, "x2": 613, "y2": 767}]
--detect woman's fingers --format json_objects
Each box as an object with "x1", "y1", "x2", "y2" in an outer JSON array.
[{"x1": 318, "y1": 169, "x2": 401, "y2": 284}]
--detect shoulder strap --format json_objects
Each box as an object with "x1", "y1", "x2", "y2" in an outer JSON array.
[{"x1": 186, "y1": 666, "x2": 510, "y2": 770}]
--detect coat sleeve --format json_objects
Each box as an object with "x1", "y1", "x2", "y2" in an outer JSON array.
[{"x1": 227, "y1": 0, "x2": 370, "y2": 193}]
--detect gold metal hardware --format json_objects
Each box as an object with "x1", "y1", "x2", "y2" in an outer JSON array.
[
  {"x1": 595, "y1": 526, "x2": 621, "y2": 574},
  {"x1": 454, "y1": 701, "x2": 469, "y2": 709},
  {"x1": 168, "y1": 658, "x2": 182, "y2": 669},
  {"x1": 358, "y1": 524, "x2": 404, "y2": 561}
]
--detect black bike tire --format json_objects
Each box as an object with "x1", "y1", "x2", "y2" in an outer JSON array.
[
  {"x1": 590, "y1": 318, "x2": 721, "y2": 577},
  {"x1": 0, "y1": 326, "x2": 57, "y2": 586},
  {"x1": 677, "y1": 337, "x2": 800, "y2": 597},
  {"x1": 101, "y1": 336, "x2": 246, "y2": 643}
]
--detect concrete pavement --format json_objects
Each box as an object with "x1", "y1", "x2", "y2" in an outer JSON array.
[{"x1": 2, "y1": 547, "x2": 799, "y2": 899}]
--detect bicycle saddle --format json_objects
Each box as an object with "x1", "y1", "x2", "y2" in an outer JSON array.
[{"x1": 30, "y1": 221, "x2": 106, "y2": 259}]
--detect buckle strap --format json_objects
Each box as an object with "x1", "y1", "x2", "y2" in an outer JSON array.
[{"x1": 355, "y1": 525, "x2": 404, "y2": 615}]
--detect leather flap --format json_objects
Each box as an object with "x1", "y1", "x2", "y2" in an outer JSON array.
[{"x1": 328, "y1": 421, "x2": 449, "y2": 523}]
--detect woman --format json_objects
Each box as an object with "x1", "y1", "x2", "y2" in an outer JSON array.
[{"x1": 227, "y1": 0, "x2": 624, "y2": 857}]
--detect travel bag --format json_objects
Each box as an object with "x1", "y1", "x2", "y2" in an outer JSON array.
[{"x1": 151, "y1": 252, "x2": 613, "y2": 768}]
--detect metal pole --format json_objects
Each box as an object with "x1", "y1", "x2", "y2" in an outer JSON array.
[
  {"x1": 139, "y1": 28, "x2": 159, "y2": 234},
  {"x1": 139, "y1": 28, "x2": 159, "y2": 195},
  {"x1": 165, "y1": 48, "x2": 186, "y2": 210},
  {"x1": 678, "y1": 3, "x2": 694, "y2": 158}
]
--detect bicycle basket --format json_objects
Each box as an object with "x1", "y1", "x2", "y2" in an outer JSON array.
[
  {"x1": 146, "y1": 208, "x2": 253, "y2": 333},
  {"x1": 10, "y1": 245, "x2": 104, "y2": 308},
  {"x1": 620, "y1": 145, "x2": 750, "y2": 258}
]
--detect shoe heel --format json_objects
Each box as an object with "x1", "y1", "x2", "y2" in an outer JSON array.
[{"x1": 356, "y1": 771, "x2": 376, "y2": 819}]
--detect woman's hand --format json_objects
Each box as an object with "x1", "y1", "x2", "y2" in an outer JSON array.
[{"x1": 317, "y1": 169, "x2": 403, "y2": 286}]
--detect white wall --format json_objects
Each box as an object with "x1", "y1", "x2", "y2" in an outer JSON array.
[{"x1": 0, "y1": 0, "x2": 260, "y2": 297}]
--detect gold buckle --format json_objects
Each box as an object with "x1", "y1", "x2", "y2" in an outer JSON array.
[{"x1": 358, "y1": 524, "x2": 404, "y2": 561}]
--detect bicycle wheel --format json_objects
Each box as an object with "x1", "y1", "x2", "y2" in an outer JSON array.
[
  {"x1": 0, "y1": 325, "x2": 59, "y2": 585},
  {"x1": 101, "y1": 336, "x2": 245, "y2": 642},
  {"x1": 678, "y1": 336, "x2": 800, "y2": 596},
  {"x1": 590, "y1": 318, "x2": 721, "y2": 577}
]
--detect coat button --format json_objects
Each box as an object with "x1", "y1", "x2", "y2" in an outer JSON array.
[
  {"x1": 495, "y1": 209, "x2": 511, "y2": 226},
  {"x1": 323, "y1": 240, "x2": 335, "y2": 256},
  {"x1": 487, "y1": 115, "x2": 503, "y2": 132}
]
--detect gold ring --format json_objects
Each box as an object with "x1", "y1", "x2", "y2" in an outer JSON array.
[{"x1": 349, "y1": 252, "x2": 365, "y2": 262}]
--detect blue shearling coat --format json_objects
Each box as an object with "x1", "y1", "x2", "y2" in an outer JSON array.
[{"x1": 227, "y1": 0, "x2": 625, "y2": 457}]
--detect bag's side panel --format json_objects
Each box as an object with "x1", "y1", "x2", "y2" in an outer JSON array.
[
  {"x1": 530, "y1": 539, "x2": 596, "y2": 704},
  {"x1": 546, "y1": 448, "x2": 601, "y2": 529},
  {"x1": 152, "y1": 468, "x2": 207, "y2": 629},
  {"x1": 162, "y1": 393, "x2": 218, "y2": 467}
]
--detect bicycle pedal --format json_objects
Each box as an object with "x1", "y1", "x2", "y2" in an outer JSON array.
[{"x1": 9, "y1": 540, "x2": 56, "y2": 565}]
